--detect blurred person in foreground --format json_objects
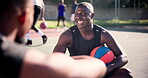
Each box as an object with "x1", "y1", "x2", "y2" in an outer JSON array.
[{"x1": 0, "y1": 0, "x2": 106, "y2": 78}]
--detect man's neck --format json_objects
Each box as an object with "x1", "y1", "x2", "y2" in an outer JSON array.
[
  {"x1": 79, "y1": 24, "x2": 94, "y2": 35},
  {"x1": 0, "y1": 29, "x2": 17, "y2": 42},
  {"x1": 6, "y1": 34, "x2": 16, "y2": 42},
  {"x1": 79, "y1": 23, "x2": 93, "y2": 30}
]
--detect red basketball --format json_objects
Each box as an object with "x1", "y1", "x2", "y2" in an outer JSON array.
[
  {"x1": 90, "y1": 46, "x2": 115, "y2": 65},
  {"x1": 40, "y1": 22, "x2": 47, "y2": 29}
]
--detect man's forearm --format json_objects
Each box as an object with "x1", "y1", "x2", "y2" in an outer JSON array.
[{"x1": 106, "y1": 55, "x2": 128, "y2": 74}]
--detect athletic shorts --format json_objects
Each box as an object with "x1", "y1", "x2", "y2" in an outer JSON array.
[
  {"x1": 57, "y1": 16, "x2": 65, "y2": 21},
  {"x1": 31, "y1": 5, "x2": 41, "y2": 29}
]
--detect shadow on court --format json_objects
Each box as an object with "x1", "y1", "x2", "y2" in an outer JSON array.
[{"x1": 29, "y1": 44, "x2": 44, "y2": 47}]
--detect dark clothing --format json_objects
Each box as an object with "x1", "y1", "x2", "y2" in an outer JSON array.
[
  {"x1": 71, "y1": 4, "x2": 78, "y2": 14},
  {"x1": 68, "y1": 24, "x2": 103, "y2": 56},
  {"x1": 0, "y1": 34, "x2": 28, "y2": 78},
  {"x1": 31, "y1": 5, "x2": 42, "y2": 32},
  {"x1": 105, "y1": 68, "x2": 133, "y2": 78},
  {"x1": 57, "y1": 16, "x2": 65, "y2": 21},
  {"x1": 57, "y1": 4, "x2": 66, "y2": 22},
  {"x1": 58, "y1": 4, "x2": 65, "y2": 17}
]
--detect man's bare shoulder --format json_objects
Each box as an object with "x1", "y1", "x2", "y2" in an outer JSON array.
[
  {"x1": 63, "y1": 4, "x2": 66, "y2": 7},
  {"x1": 101, "y1": 28, "x2": 111, "y2": 36},
  {"x1": 100, "y1": 28, "x2": 114, "y2": 43},
  {"x1": 57, "y1": 29, "x2": 73, "y2": 46},
  {"x1": 60, "y1": 29, "x2": 72, "y2": 38}
]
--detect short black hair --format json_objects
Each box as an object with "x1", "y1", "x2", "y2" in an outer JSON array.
[
  {"x1": 0, "y1": 0, "x2": 27, "y2": 13},
  {"x1": 0, "y1": 0, "x2": 27, "y2": 21}
]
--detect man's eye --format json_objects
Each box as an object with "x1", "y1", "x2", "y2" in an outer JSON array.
[
  {"x1": 75, "y1": 13, "x2": 87, "y2": 17},
  {"x1": 82, "y1": 13, "x2": 85, "y2": 15},
  {"x1": 82, "y1": 13, "x2": 88, "y2": 16}
]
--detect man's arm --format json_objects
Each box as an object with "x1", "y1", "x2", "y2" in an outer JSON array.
[
  {"x1": 101, "y1": 29, "x2": 128, "y2": 74},
  {"x1": 53, "y1": 30, "x2": 72, "y2": 53},
  {"x1": 20, "y1": 49, "x2": 107, "y2": 78},
  {"x1": 64, "y1": 4, "x2": 66, "y2": 11}
]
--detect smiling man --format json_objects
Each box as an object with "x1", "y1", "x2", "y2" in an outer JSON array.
[{"x1": 53, "y1": 2, "x2": 133, "y2": 78}]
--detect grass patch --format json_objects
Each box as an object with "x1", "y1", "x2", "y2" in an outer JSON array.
[
  {"x1": 94, "y1": 19, "x2": 148, "y2": 27},
  {"x1": 36, "y1": 19, "x2": 148, "y2": 28}
]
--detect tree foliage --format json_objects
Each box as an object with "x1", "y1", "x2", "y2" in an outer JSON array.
[
  {"x1": 43, "y1": 0, "x2": 148, "y2": 8},
  {"x1": 125, "y1": 0, "x2": 148, "y2": 8}
]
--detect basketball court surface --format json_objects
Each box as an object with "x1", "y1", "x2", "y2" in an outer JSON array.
[{"x1": 27, "y1": 27, "x2": 148, "y2": 78}]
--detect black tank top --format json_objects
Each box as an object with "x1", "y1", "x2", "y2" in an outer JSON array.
[
  {"x1": 0, "y1": 34, "x2": 28, "y2": 78},
  {"x1": 68, "y1": 24, "x2": 103, "y2": 56}
]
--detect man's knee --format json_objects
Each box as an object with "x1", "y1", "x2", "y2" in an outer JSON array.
[
  {"x1": 116, "y1": 68, "x2": 133, "y2": 78},
  {"x1": 105, "y1": 68, "x2": 133, "y2": 78}
]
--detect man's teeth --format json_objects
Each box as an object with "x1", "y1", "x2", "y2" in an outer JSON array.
[{"x1": 78, "y1": 21, "x2": 83, "y2": 23}]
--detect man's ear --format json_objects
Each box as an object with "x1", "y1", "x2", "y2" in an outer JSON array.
[
  {"x1": 91, "y1": 13, "x2": 94, "y2": 19},
  {"x1": 18, "y1": 12, "x2": 26, "y2": 24}
]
